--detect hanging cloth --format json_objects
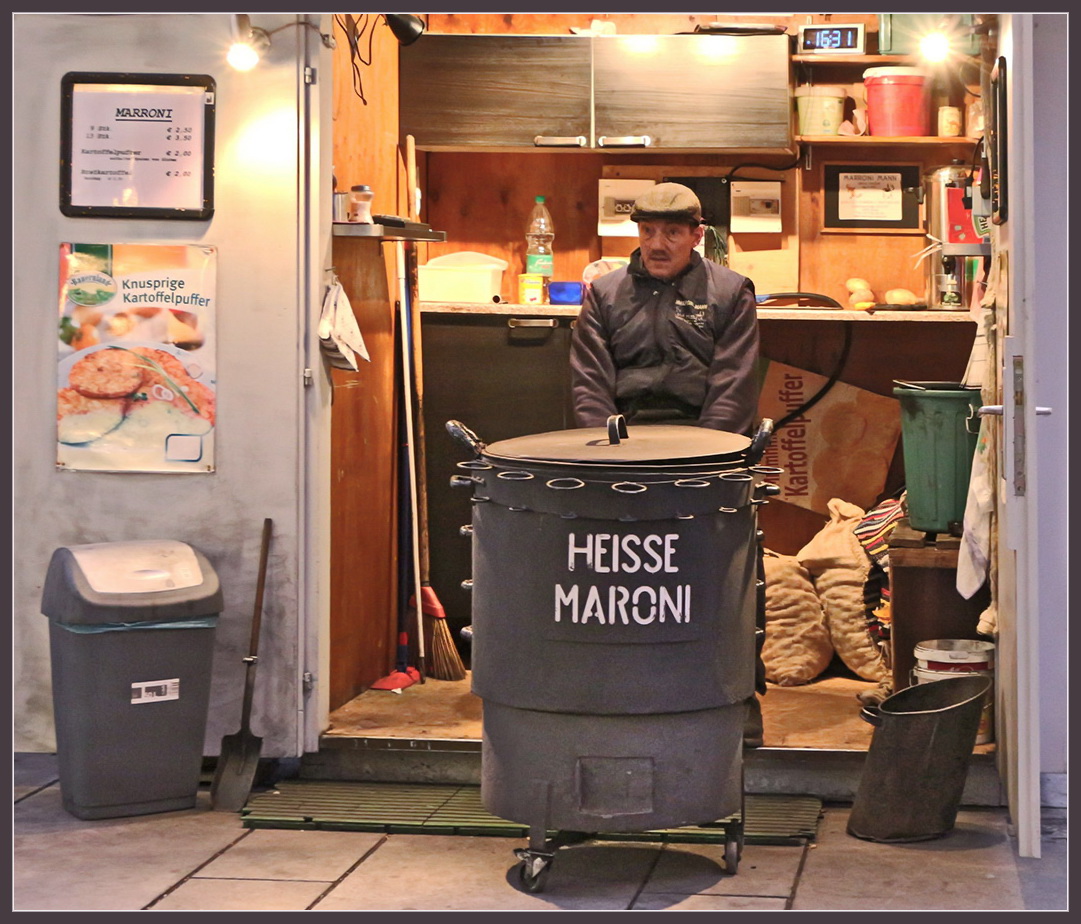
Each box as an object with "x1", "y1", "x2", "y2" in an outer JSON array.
[{"x1": 318, "y1": 275, "x2": 370, "y2": 371}]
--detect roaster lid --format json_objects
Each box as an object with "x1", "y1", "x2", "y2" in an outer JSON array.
[{"x1": 481, "y1": 418, "x2": 751, "y2": 466}]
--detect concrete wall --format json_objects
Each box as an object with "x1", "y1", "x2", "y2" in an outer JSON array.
[{"x1": 12, "y1": 13, "x2": 333, "y2": 757}]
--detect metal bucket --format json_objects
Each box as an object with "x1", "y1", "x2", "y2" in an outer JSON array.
[
  {"x1": 847, "y1": 674, "x2": 991, "y2": 843},
  {"x1": 449, "y1": 415, "x2": 776, "y2": 834}
]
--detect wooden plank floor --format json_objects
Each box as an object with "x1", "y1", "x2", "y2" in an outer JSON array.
[{"x1": 324, "y1": 666, "x2": 881, "y2": 751}]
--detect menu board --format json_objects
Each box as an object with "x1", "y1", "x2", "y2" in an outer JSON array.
[{"x1": 60, "y1": 72, "x2": 215, "y2": 220}]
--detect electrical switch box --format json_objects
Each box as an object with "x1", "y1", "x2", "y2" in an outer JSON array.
[{"x1": 598, "y1": 179, "x2": 655, "y2": 237}]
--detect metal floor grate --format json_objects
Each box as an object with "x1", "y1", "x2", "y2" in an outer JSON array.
[{"x1": 241, "y1": 781, "x2": 821, "y2": 845}]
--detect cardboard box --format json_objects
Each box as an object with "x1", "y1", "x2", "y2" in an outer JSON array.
[{"x1": 757, "y1": 360, "x2": 901, "y2": 515}]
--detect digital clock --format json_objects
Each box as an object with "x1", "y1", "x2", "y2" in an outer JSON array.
[{"x1": 797, "y1": 23, "x2": 866, "y2": 54}]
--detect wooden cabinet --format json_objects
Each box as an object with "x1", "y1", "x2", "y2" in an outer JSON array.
[
  {"x1": 399, "y1": 35, "x2": 592, "y2": 150},
  {"x1": 419, "y1": 310, "x2": 577, "y2": 651},
  {"x1": 592, "y1": 34, "x2": 793, "y2": 152},
  {"x1": 401, "y1": 33, "x2": 794, "y2": 153}
]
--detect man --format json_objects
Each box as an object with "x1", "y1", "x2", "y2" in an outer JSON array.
[
  {"x1": 570, "y1": 182, "x2": 766, "y2": 747},
  {"x1": 570, "y1": 182, "x2": 760, "y2": 434}
]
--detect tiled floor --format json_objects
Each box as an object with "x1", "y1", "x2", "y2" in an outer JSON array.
[{"x1": 13, "y1": 752, "x2": 1066, "y2": 912}]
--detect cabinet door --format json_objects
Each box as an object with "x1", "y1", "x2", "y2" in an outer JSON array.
[
  {"x1": 420, "y1": 314, "x2": 575, "y2": 653},
  {"x1": 592, "y1": 34, "x2": 793, "y2": 151},
  {"x1": 400, "y1": 35, "x2": 592, "y2": 149}
]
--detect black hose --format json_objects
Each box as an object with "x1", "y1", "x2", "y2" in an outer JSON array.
[{"x1": 756, "y1": 292, "x2": 853, "y2": 430}]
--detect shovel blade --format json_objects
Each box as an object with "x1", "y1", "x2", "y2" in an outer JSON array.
[{"x1": 210, "y1": 729, "x2": 263, "y2": 812}]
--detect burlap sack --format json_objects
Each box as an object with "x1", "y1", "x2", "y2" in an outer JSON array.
[
  {"x1": 761, "y1": 549, "x2": 834, "y2": 686},
  {"x1": 796, "y1": 497, "x2": 890, "y2": 683}
]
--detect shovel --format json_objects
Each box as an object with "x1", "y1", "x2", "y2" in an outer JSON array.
[{"x1": 210, "y1": 517, "x2": 272, "y2": 812}]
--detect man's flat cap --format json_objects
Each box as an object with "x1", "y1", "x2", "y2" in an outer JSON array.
[{"x1": 630, "y1": 182, "x2": 703, "y2": 224}]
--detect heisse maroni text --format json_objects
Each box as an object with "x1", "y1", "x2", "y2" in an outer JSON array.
[{"x1": 555, "y1": 531, "x2": 690, "y2": 625}]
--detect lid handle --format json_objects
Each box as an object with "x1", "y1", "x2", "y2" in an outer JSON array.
[
  {"x1": 606, "y1": 414, "x2": 629, "y2": 445},
  {"x1": 446, "y1": 420, "x2": 486, "y2": 455},
  {"x1": 746, "y1": 418, "x2": 774, "y2": 465}
]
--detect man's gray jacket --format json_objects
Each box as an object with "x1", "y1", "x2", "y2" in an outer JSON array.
[{"x1": 570, "y1": 249, "x2": 761, "y2": 434}]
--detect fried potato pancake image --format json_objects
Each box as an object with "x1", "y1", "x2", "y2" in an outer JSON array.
[
  {"x1": 68, "y1": 348, "x2": 146, "y2": 398},
  {"x1": 57, "y1": 388, "x2": 127, "y2": 444}
]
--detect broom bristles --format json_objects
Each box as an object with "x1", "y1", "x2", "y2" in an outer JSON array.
[{"x1": 423, "y1": 607, "x2": 467, "y2": 682}]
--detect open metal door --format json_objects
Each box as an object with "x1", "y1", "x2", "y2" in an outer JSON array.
[{"x1": 980, "y1": 15, "x2": 1065, "y2": 859}]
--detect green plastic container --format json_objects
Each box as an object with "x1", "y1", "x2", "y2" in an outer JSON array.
[{"x1": 893, "y1": 384, "x2": 981, "y2": 534}]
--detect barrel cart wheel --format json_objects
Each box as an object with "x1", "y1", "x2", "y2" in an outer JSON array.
[
  {"x1": 724, "y1": 827, "x2": 742, "y2": 874},
  {"x1": 723, "y1": 770, "x2": 747, "y2": 874},
  {"x1": 514, "y1": 848, "x2": 553, "y2": 893}
]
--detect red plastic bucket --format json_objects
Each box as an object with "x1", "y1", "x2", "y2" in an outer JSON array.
[{"x1": 863, "y1": 67, "x2": 929, "y2": 136}]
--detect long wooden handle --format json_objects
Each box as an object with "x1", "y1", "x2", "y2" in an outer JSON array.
[
  {"x1": 406, "y1": 243, "x2": 433, "y2": 581},
  {"x1": 405, "y1": 134, "x2": 418, "y2": 222},
  {"x1": 240, "y1": 517, "x2": 272, "y2": 730}
]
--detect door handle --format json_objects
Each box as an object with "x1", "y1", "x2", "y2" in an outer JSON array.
[
  {"x1": 533, "y1": 135, "x2": 587, "y2": 147},
  {"x1": 508, "y1": 317, "x2": 557, "y2": 328},
  {"x1": 597, "y1": 135, "x2": 652, "y2": 147},
  {"x1": 979, "y1": 405, "x2": 1052, "y2": 416}
]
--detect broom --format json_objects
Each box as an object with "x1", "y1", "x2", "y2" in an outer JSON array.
[
  {"x1": 404, "y1": 242, "x2": 466, "y2": 682},
  {"x1": 404, "y1": 136, "x2": 467, "y2": 682},
  {"x1": 370, "y1": 289, "x2": 421, "y2": 692}
]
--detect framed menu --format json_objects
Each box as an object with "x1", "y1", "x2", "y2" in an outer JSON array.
[
  {"x1": 60, "y1": 72, "x2": 215, "y2": 220},
  {"x1": 821, "y1": 163, "x2": 922, "y2": 233}
]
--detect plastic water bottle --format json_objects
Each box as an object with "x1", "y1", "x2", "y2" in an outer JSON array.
[{"x1": 525, "y1": 196, "x2": 555, "y2": 301}]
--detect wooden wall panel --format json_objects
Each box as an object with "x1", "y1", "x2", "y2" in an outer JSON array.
[
  {"x1": 332, "y1": 14, "x2": 405, "y2": 217},
  {"x1": 796, "y1": 142, "x2": 981, "y2": 308},
  {"x1": 328, "y1": 236, "x2": 399, "y2": 709},
  {"x1": 425, "y1": 13, "x2": 850, "y2": 37},
  {"x1": 423, "y1": 151, "x2": 607, "y2": 301}
]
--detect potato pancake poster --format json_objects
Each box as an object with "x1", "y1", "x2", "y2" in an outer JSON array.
[{"x1": 57, "y1": 243, "x2": 217, "y2": 473}]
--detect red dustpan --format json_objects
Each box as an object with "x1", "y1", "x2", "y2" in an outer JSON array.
[{"x1": 370, "y1": 632, "x2": 421, "y2": 690}]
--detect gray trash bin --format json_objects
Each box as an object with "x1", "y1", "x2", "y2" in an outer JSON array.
[
  {"x1": 41, "y1": 540, "x2": 223, "y2": 820},
  {"x1": 846, "y1": 674, "x2": 991, "y2": 843}
]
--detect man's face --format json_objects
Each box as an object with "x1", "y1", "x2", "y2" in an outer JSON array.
[{"x1": 636, "y1": 219, "x2": 704, "y2": 280}]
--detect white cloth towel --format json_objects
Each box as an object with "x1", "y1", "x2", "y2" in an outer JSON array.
[
  {"x1": 957, "y1": 301, "x2": 996, "y2": 601},
  {"x1": 319, "y1": 278, "x2": 369, "y2": 370},
  {"x1": 957, "y1": 415, "x2": 993, "y2": 598}
]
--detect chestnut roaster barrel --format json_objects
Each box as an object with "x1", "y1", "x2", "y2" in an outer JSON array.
[{"x1": 448, "y1": 415, "x2": 777, "y2": 835}]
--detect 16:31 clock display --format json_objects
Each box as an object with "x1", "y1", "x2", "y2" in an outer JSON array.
[{"x1": 797, "y1": 23, "x2": 866, "y2": 54}]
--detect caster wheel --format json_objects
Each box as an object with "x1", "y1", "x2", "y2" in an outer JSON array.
[
  {"x1": 517, "y1": 856, "x2": 551, "y2": 893},
  {"x1": 724, "y1": 838, "x2": 740, "y2": 874}
]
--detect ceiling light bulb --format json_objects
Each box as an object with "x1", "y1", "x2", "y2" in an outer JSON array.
[
  {"x1": 919, "y1": 32, "x2": 952, "y2": 63},
  {"x1": 228, "y1": 41, "x2": 261, "y2": 71},
  {"x1": 227, "y1": 14, "x2": 271, "y2": 71}
]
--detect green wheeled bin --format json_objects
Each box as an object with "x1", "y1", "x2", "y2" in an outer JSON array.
[{"x1": 893, "y1": 383, "x2": 981, "y2": 534}]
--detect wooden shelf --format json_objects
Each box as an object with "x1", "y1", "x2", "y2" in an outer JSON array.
[
  {"x1": 797, "y1": 135, "x2": 979, "y2": 145},
  {"x1": 793, "y1": 54, "x2": 920, "y2": 66},
  {"x1": 332, "y1": 222, "x2": 446, "y2": 243}
]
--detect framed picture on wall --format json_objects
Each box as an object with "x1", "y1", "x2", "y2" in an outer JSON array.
[
  {"x1": 822, "y1": 163, "x2": 922, "y2": 232},
  {"x1": 60, "y1": 72, "x2": 216, "y2": 220}
]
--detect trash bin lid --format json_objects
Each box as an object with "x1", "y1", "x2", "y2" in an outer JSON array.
[
  {"x1": 70, "y1": 540, "x2": 204, "y2": 594},
  {"x1": 483, "y1": 423, "x2": 751, "y2": 468},
  {"x1": 42, "y1": 541, "x2": 223, "y2": 626}
]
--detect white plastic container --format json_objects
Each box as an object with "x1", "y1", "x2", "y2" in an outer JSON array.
[
  {"x1": 913, "y1": 639, "x2": 995, "y2": 744},
  {"x1": 795, "y1": 85, "x2": 847, "y2": 135},
  {"x1": 418, "y1": 251, "x2": 509, "y2": 303}
]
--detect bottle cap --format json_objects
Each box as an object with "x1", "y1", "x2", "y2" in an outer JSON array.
[{"x1": 535, "y1": 195, "x2": 545, "y2": 203}]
